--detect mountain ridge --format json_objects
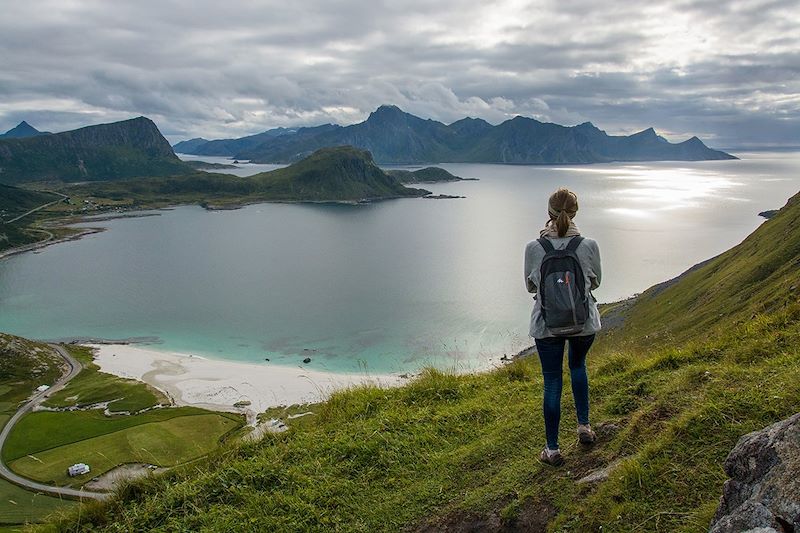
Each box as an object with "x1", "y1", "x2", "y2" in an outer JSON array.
[
  {"x1": 0, "y1": 117, "x2": 189, "y2": 184},
  {"x1": 174, "y1": 105, "x2": 736, "y2": 164}
]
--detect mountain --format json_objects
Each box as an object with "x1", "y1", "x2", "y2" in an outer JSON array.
[
  {"x1": 172, "y1": 137, "x2": 209, "y2": 153},
  {"x1": 173, "y1": 125, "x2": 340, "y2": 157},
  {"x1": 43, "y1": 189, "x2": 800, "y2": 531},
  {"x1": 0, "y1": 117, "x2": 190, "y2": 185},
  {"x1": 70, "y1": 146, "x2": 431, "y2": 205},
  {"x1": 0, "y1": 121, "x2": 49, "y2": 139},
  {"x1": 178, "y1": 105, "x2": 736, "y2": 164}
]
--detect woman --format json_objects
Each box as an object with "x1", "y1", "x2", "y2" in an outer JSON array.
[{"x1": 523, "y1": 188, "x2": 602, "y2": 466}]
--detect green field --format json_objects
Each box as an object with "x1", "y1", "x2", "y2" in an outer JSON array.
[
  {"x1": 3, "y1": 407, "x2": 228, "y2": 463},
  {"x1": 10, "y1": 413, "x2": 240, "y2": 487},
  {"x1": 0, "y1": 480, "x2": 73, "y2": 526}
]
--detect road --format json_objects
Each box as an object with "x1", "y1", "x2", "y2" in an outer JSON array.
[
  {"x1": 4, "y1": 191, "x2": 68, "y2": 224},
  {"x1": 0, "y1": 344, "x2": 109, "y2": 500}
]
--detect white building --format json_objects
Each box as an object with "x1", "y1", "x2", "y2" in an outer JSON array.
[{"x1": 67, "y1": 463, "x2": 90, "y2": 477}]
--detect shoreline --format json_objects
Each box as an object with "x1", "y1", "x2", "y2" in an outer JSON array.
[
  {"x1": 0, "y1": 227, "x2": 104, "y2": 261},
  {"x1": 89, "y1": 344, "x2": 407, "y2": 422}
]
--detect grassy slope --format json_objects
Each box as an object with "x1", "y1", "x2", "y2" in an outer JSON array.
[
  {"x1": 0, "y1": 480, "x2": 73, "y2": 526},
  {"x1": 0, "y1": 185, "x2": 59, "y2": 219},
  {"x1": 42, "y1": 193, "x2": 800, "y2": 532}
]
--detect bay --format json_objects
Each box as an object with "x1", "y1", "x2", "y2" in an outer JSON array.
[{"x1": 0, "y1": 152, "x2": 798, "y2": 373}]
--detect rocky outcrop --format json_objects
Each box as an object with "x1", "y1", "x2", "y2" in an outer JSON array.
[{"x1": 710, "y1": 413, "x2": 800, "y2": 532}]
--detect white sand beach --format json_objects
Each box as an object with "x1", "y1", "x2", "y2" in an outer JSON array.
[{"x1": 90, "y1": 344, "x2": 405, "y2": 421}]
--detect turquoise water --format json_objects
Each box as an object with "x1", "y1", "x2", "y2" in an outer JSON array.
[{"x1": 1, "y1": 152, "x2": 798, "y2": 373}]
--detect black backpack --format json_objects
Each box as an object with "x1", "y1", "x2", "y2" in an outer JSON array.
[{"x1": 537, "y1": 236, "x2": 589, "y2": 335}]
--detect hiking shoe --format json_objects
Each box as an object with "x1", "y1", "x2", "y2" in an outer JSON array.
[
  {"x1": 539, "y1": 447, "x2": 564, "y2": 467},
  {"x1": 578, "y1": 424, "x2": 597, "y2": 445}
]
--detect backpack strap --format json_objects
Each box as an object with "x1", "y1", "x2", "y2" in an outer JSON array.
[
  {"x1": 566, "y1": 236, "x2": 585, "y2": 252},
  {"x1": 537, "y1": 237, "x2": 555, "y2": 253}
]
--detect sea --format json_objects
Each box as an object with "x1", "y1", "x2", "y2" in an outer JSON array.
[{"x1": 0, "y1": 152, "x2": 798, "y2": 374}]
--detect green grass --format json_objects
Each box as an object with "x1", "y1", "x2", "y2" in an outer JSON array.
[
  {"x1": 35, "y1": 192, "x2": 800, "y2": 531},
  {"x1": 2, "y1": 408, "x2": 230, "y2": 463},
  {"x1": 10, "y1": 414, "x2": 241, "y2": 487},
  {"x1": 42, "y1": 346, "x2": 167, "y2": 413},
  {"x1": 0, "y1": 479, "x2": 74, "y2": 526}
]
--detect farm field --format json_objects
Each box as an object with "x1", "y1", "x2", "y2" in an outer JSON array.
[{"x1": 9, "y1": 413, "x2": 241, "y2": 487}]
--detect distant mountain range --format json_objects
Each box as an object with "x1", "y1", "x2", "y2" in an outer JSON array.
[
  {"x1": 174, "y1": 105, "x2": 736, "y2": 164},
  {"x1": 0, "y1": 121, "x2": 50, "y2": 139},
  {"x1": 0, "y1": 117, "x2": 189, "y2": 185}
]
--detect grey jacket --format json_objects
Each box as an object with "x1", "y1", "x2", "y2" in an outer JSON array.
[{"x1": 524, "y1": 236, "x2": 602, "y2": 338}]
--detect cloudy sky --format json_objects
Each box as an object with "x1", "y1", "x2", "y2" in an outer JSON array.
[{"x1": 1, "y1": 0, "x2": 797, "y2": 148}]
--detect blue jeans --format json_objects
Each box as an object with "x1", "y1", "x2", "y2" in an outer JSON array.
[{"x1": 534, "y1": 334, "x2": 595, "y2": 450}]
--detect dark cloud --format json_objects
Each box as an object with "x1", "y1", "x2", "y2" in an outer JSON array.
[{"x1": 0, "y1": 0, "x2": 797, "y2": 147}]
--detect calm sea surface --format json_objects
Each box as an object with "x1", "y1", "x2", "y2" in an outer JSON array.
[{"x1": 1, "y1": 152, "x2": 798, "y2": 373}]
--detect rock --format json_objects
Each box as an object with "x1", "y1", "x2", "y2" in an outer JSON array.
[
  {"x1": 596, "y1": 422, "x2": 621, "y2": 439},
  {"x1": 422, "y1": 194, "x2": 465, "y2": 199},
  {"x1": 709, "y1": 412, "x2": 800, "y2": 533},
  {"x1": 303, "y1": 357, "x2": 311, "y2": 364},
  {"x1": 576, "y1": 459, "x2": 625, "y2": 484},
  {"x1": 758, "y1": 209, "x2": 779, "y2": 219}
]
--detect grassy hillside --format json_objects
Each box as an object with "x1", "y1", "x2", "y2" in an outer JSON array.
[
  {"x1": 40, "y1": 194, "x2": 800, "y2": 532},
  {"x1": 0, "y1": 185, "x2": 62, "y2": 251}
]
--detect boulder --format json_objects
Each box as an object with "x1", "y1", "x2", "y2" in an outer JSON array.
[{"x1": 710, "y1": 413, "x2": 800, "y2": 532}]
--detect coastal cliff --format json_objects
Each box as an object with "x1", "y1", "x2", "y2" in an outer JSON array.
[{"x1": 0, "y1": 117, "x2": 188, "y2": 184}]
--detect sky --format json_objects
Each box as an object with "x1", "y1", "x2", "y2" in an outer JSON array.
[{"x1": 0, "y1": 0, "x2": 798, "y2": 148}]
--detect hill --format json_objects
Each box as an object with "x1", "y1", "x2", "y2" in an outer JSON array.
[
  {"x1": 175, "y1": 105, "x2": 736, "y2": 164},
  {"x1": 387, "y1": 166, "x2": 465, "y2": 183},
  {"x1": 0, "y1": 184, "x2": 59, "y2": 220},
  {"x1": 0, "y1": 184, "x2": 62, "y2": 251},
  {"x1": 0, "y1": 117, "x2": 190, "y2": 185},
  {"x1": 0, "y1": 121, "x2": 49, "y2": 139},
  {"x1": 68, "y1": 146, "x2": 431, "y2": 206},
  {"x1": 40, "y1": 191, "x2": 800, "y2": 531}
]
